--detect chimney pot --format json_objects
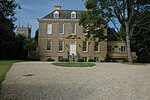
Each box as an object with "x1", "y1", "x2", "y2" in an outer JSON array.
[{"x1": 54, "y1": 6, "x2": 61, "y2": 10}]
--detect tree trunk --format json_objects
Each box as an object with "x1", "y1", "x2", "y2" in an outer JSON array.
[
  {"x1": 125, "y1": 22, "x2": 133, "y2": 63},
  {"x1": 28, "y1": 50, "x2": 30, "y2": 59}
]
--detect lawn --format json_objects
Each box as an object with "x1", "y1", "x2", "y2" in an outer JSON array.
[
  {"x1": 0, "y1": 60, "x2": 24, "y2": 85},
  {"x1": 52, "y1": 62, "x2": 96, "y2": 67}
]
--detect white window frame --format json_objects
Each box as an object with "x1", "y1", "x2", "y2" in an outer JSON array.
[
  {"x1": 71, "y1": 23, "x2": 76, "y2": 35},
  {"x1": 58, "y1": 40, "x2": 64, "y2": 52},
  {"x1": 47, "y1": 24, "x2": 52, "y2": 34},
  {"x1": 59, "y1": 24, "x2": 64, "y2": 34},
  {"x1": 107, "y1": 46, "x2": 112, "y2": 52},
  {"x1": 94, "y1": 42, "x2": 100, "y2": 52},
  {"x1": 58, "y1": 56, "x2": 63, "y2": 61},
  {"x1": 94, "y1": 57, "x2": 99, "y2": 62},
  {"x1": 121, "y1": 46, "x2": 126, "y2": 52},
  {"x1": 70, "y1": 41, "x2": 76, "y2": 55},
  {"x1": 54, "y1": 11, "x2": 59, "y2": 18},
  {"x1": 83, "y1": 57, "x2": 88, "y2": 62},
  {"x1": 82, "y1": 41, "x2": 88, "y2": 52},
  {"x1": 71, "y1": 11, "x2": 76, "y2": 18},
  {"x1": 46, "y1": 40, "x2": 52, "y2": 51},
  {"x1": 114, "y1": 46, "x2": 119, "y2": 52}
]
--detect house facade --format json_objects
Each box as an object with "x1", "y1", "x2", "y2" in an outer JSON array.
[{"x1": 37, "y1": 6, "x2": 136, "y2": 61}]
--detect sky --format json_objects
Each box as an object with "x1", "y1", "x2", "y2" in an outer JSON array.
[{"x1": 15, "y1": 0, "x2": 85, "y2": 37}]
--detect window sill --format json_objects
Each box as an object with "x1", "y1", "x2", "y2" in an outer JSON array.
[
  {"x1": 82, "y1": 51, "x2": 88, "y2": 53},
  {"x1": 71, "y1": 34, "x2": 76, "y2": 35},
  {"x1": 46, "y1": 50, "x2": 52, "y2": 52},
  {"x1": 58, "y1": 51, "x2": 64, "y2": 53},
  {"x1": 47, "y1": 34, "x2": 52, "y2": 35},
  {"x1": 59, "y1": 33, "x2": 64, "y2": 35}
]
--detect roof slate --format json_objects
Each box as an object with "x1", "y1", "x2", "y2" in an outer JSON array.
[{"x1": 43, "y1": 10, "x2": 85, "y2": 19}]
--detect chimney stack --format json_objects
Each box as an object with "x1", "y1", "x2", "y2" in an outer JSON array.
[{"x1": 54, "y1": 6, "x2": 61, "y2": 10}]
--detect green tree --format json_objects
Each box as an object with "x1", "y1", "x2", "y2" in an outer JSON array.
[
  {"x1": 13, "y1": 35, "x2": 28, "y2": 59},
  {"x1": 23, "y1": 37, "x2": 37, "y2": 58},
  {"x1": 80, "y1": 0, "x2": 150, "y2": 62},
  {"x1": 34, "y1": 29, "x2": 38, "y2": 44},
  {"x1": 107, "y1": 27, "x2": 118, "y2": 41},
  {"x1": 80, "y1": 7, "x2": 106, "y2": 41},
  {"x1": 0, "y1": 0, "x2": 18, "y2": 59},
  {"x1": 131, "y1": 11, "x2": 150, "y2": 62},
  {"x1": 107, "y1": 11, "x2": 150, "y2": 62}
]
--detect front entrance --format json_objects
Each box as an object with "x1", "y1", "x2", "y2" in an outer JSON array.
[{"x1": 70, "y1": 41, "x2": 76, "y2": 55}]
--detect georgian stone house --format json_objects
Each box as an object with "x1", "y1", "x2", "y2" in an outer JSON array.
[{"x1": 37, "y1": 6, "x2": 136, "y2": 61}]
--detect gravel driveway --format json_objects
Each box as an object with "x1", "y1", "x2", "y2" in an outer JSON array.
[{"x1": 0, "y1": 62, "x2": 150, "y2": 100}]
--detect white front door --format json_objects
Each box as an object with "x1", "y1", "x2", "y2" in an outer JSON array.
[{"x1": 70, "y1": 41, "x2": 76, "y2": 55}]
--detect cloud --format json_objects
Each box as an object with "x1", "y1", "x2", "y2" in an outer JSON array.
[{"x1": 21, "y1": 4, "x2": 33, "y2": 10}]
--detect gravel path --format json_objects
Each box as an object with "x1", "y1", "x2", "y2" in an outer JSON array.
[{"x1": 0, "y1": 62, "x2": 150, "y2": 100}]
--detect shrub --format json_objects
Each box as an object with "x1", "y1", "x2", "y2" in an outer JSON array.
[
  {"x1": 104, "y1": 54, "x2": 110, "y2": 62},
  {"x1": 88, "y1": 58, "x2": 95, "y2": 62},
  {"x1": 59, "y1": 58, "x2": 69, "y2": 62},
  {"x1": 77, "y1": 58, "x2": 84, "y2": 62},
  {"x1": 29, "y1": 58, "x2": 40, "y2": 61},
  {"x1": 139, "y1": 54, "x2": 150, "y2": 63},
  {"x1": 111, "y1": 59, "x2": 118, "y2": 62},
  {"x1": 123, "y1": 59, "x2": 128, "y2": 62},
  {"x1": 100, "y1": 60, "x2": 104, "y2": 62},
  {"x1": 47, "y1": 58, "x2": 55, "y2": 61}
]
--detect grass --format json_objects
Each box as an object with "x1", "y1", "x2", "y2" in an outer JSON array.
[
  {"x1": 0, "y1": 60, "x2": 25, "y2": 85},
  {"x1": 52, "y1": 62, "x2": 96, "y2": 67}
]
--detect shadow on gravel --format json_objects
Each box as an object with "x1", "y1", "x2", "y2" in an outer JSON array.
[{"x1": 23, "y1": 74, "x2": 35, "y2": 77}]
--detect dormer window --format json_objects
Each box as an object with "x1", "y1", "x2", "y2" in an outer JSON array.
[
  {"x1": 54, "y1": 11, "x2": 59, "y2": 18},
  {"x1": 71, "y1": 11, "x2": 76, "y2": 19}
]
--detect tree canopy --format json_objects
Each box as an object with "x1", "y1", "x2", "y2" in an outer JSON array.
[
  {"x1": 131, "y1": 11, "x2": 150, "y2": 62},
  {"x1": 23, "y1": 37, "x2": 37, "y2": 58},
  {"x1": 0, "y1": 0, "x2": 18, "y2": 59},
  {"x1": 80, "y1": 0, "x2": 150, "y2": 62}
]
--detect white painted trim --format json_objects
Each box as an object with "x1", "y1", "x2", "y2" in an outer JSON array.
[
  {"x1": 82, "y1": 41, "x2": 88, "y2": 52},
  {"x1": 94, "y1": 42, "x2": 100, "y2": 52},
  {"x1": 58, "y1": 40, "x2": 64, "y2": 52},
  {"x1": 74, "y1": 23, "x2": 77, "y2": 35},
  {"x1": 71, "y1": 11, "x2": 76, "y2": 19},
  {"x1": 83, "y1": 57, "x2": 88, "y2": 62},
  {"x1": 71, "y1": 11, "x2": 76, "y2": 14},
  {"x1": 47, "y1": 24, "x2": 52, "y2": 34},
  {"x1": 71, "y1": 23, "x2": 76, "y2": 35},
  {"x1": 70, "y1": 41, "x2": 76, "y2": 55},
  {"x1": 59, "y1": 24, "x2": 64, "y2": 34},
  {"x1": 46, "y1": 39, "x2": 52, "y2": 52},
  {"x1": 54, "y1": 11, "x2": 59, "y2": 18}
]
